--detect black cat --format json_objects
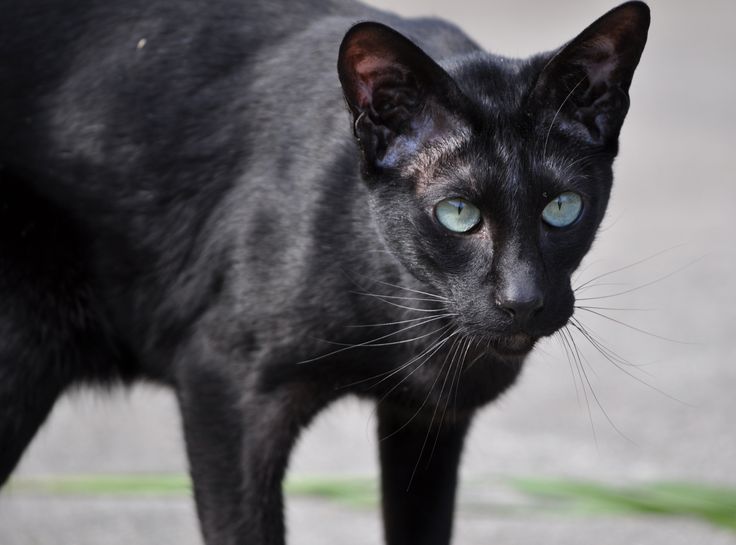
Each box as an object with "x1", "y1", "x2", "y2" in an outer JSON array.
[{"x1": 0, "y1": 1, "x2": 649, "y2": 543}]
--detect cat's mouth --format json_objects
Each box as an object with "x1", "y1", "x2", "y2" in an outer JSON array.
[{"x1": 487, "y1": 333, "x2": 538, "y2": 357}]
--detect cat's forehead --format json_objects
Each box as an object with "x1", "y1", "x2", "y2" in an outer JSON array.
[
  {"x1": 408, "y1": 55, "x2": 584, "y2": 197},
  {"x1": 439, "y1": 139, "x2": 539, "y2": 197},
  {"x1": 449, "y1": 53, "x2": 538, "y2": 112},
  {"x1": 410, "y1": 117, "x2": 564, "y2": 198}
]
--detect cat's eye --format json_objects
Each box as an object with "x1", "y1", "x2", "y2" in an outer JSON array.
[
  {"x1": 541, "y1": 192, "x2": 583, "y2": 228},
  {"x1": 435, "y1": 198, "x2": 481, "y2": 233}
]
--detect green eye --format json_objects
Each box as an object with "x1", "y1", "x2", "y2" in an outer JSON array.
[
  {"x1": 541, "y1": 192, "x2": 583, "y2": 228},
  {"x1": 435, "y1": 198, "x2": 481, "y2": 233}
]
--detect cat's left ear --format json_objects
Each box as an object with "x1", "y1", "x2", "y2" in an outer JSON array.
[
  {"x1": 338, "y1": 22, "x2": 467, "y2": 172},
  {"x1": 532, "y1": 1, "x2": 650, "y2": 147}
]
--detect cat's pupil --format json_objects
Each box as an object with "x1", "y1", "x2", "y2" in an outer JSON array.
[
  {"x1": 541, "y1": 191, "x2": 583, "y2": 227},
  {"x1": 435, "y1": 198, "x2": 481, "y2": 233}
]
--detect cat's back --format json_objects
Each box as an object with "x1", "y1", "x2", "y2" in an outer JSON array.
[
  {"x1": 0, "y1": 0, "x2": 373, "y2": 207},
  {"x1": 0, "y1": 0, "x2": 479, "y2": 162},
  {"x1": 0, "y1": 0, "x2": 480, "y2": 224},
  {"x1": 0, "y1": 0, "x2": 347, "y2": 160}
]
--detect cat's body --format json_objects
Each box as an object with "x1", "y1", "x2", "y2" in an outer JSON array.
[{"x1": 0, "y1": 1, "x2": 649, "y2": 544}]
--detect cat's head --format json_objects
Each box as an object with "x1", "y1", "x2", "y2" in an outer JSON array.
[{"x1": 338, "y1": 2, "x2": 649, "y2": 357}]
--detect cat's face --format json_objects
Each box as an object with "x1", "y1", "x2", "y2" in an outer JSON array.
[{"x1": 338, "y1": 2, "x2": 649, "y2": 357}]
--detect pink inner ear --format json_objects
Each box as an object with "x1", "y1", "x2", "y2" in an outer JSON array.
[
  {"x1": 342, "y1": 32, "x2": 405, "y2": 110},
  {"x1": 353, "y1": 55, "x2": 390, "y2": 109},
  {"x1": 345, "y1": 42, "x2": 400, "y2": 109}
]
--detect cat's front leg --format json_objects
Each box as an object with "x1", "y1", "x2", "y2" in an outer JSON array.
[
  {"x1": 175, "y1": 338, "x2": 324, "y2": 545},
  {"x1": 377, "y1": 402, "x2": 473, "y2": 545}
]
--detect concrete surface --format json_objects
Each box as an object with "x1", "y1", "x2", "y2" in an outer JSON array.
[
  {"x1": 3, "y1": 495, "x2": 736, "y2": 545},
  {"x1": 2, "y1": 0, "x2": 735, "y2": 544}
]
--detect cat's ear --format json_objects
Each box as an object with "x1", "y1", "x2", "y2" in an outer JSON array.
[
  {"x1": 532, "y1": 1, "x2": 650, "y2": 147},
  {"x1": 338, "y1": 22, "x2": 467, "y2": 171}
]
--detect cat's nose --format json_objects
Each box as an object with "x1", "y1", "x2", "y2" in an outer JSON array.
[
  {"x1": 493, "y1": 244, "x2": 545, "y2": 327},
  {"x1": 496, "y1": 290, "x2": 544, "y2": 326}
]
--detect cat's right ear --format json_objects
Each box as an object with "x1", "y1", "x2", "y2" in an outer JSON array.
[
  {"x1": 531, "y1": 1, "x2": 650, "y2": 147},
  {"x1": 338, "y1": 22, "x2": 466, "y2": 172}
]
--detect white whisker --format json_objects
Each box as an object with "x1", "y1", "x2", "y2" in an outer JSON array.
[
  {"x1": 351, "y1": 291, "x2": 450, "y2": 304},
  {"x1": 406, "y1": 334, "x2": 464, "y2": 490},
  {"x1": 574, "y1": 244, "x2": 687, "y2": 291},
  {"x1": 355, "y1": 293, "x2": 449, "y2": 313},
  {"x1": 379, "y1": 335, "x2": 462, "y2": 443},
  {"x1": 576, "y1": 256, "x2": 704, "y2": 302},
  {"x1": 347, "y1": 313, "x2": 457, "y2": 329},
  {"x1": 299, "y1": 314, "x2": 450, "y2": 364},
  {"x1": 365, "y1": 279, "x2": 448, "y2": 301},
  {"x1": 576, "y1": 307, "x2": 694, "y2": 345},
  {"x1": 366, "y1": 327, "x2": 456, "y2": 391},
  {"x1": 570, "y1": 317, "x2": 692, "y2": 406}
]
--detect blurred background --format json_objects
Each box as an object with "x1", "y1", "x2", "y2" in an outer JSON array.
[{"x1": 2, "y1": 0, "x2": 735, "y2": 544}]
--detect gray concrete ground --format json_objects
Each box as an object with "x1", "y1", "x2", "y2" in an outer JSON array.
[{"x1": 2, "y1": 0, "x2": 736, "y2": 544}]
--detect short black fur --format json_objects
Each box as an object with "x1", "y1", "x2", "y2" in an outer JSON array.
[{"x1": 0, "y1": 1, "x2": 649, "y2": 543}]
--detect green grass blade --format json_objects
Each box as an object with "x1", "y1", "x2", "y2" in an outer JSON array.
[{"x1": 6, "y1": 474, "x2": 736, "y2": 533}]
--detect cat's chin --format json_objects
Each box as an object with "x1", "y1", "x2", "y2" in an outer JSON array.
[{"x1": 487, "y1": 333, "x2": 538, "y2": 358}]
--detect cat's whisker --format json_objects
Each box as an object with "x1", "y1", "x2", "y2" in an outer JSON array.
[
  {"x1": 354, "y1": 293, "x2": 450, "y2": 313},
  {"x1": 559, "y1": 326, "x2": 599, "y2": 446},
  {"x1": 437, "y1": 337, "x2": 468, "y2": 429},
  {"x1": 569, "y1": 318, "x2": 692, "y2": 407},
  {"x1": 408, "y1": 335, "x2": 465, "y2": 485},
  {"x1": 574, "y1": 281, "x2": 629, "y2": 292},
  {"x1": 377, "y1": 331, "x2": 457, "y2": 391},
  {"x1": 329, "y1": 323, "x2": 453, "y2": 350},
  {"x1": 363, "y1": 327, "x2": 456, "y2": 392},
  {"x1": 351, "y1": 291, "x2": 450, "y2": 304},
  {"x1": 379, "y1": 335, "x2": 462, "y2": 443},
  {"x1": 564, "y1": 326, "x2": 635, "y2": 444},
  {"x1": 564, "y1": 324, "x2": 599, "y2": 381},
  {"x1": 298, "y1": 314, "x2": 451, "y2": 364},
  {"x1": 575, "y1": 307, "x2": 693, "y2": 345},
  {"x1": 571, "y1": 258, "x2": 604, "y2": 287},
  {"x1": 405, "y1": 335, "x2": 467, "y2": 490},
  {"x1": 461, "y1": 336, "x2": 487, "y2": 373},
  {"x1": 569, "y1": 317, "x2": 650, "y2": 370},
  {"x1": 339, "y1": 271, "x2": 448, "y2": 307},
  {"x1": 372, "y1": 346, "x2": 460, "y2": 441},
  {"x1": 318, "y1": 314, "x2": 450, "y2": 347},
  {"x1": 560, "y1": 328, "x2": 592, "y2": 406},
  {"x1": 364, "y1": 279, "x2": 448, "y2": 301},
  {"x1": 575, "y1": 305, "x2": 654, "y2": 312},
  {"x1": 346, "y1": 313, "x2": 457, "y2": 329},
  {"x1": 575, "y1": 255, "x2": 704, "y2": 302},
  {"x1": 435, "y1": 336, "x2": 473, "y2": 457},
  {"x1": 573, "y1": 244, "x2": 687, "y2": 292},
  {"x1": 426, "y1": 338, "x2": 467, "y2": 466},
  {"x1": 450, "y1": 338, "x2": 470, "y2": 421},
  {"x1": 555, "y1": 329, "x2": 582, "y2": 407}
]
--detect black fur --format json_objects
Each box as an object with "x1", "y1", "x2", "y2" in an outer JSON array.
[{"x1": 0, "y1": 1, "x2": 649, "y2": 543}]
